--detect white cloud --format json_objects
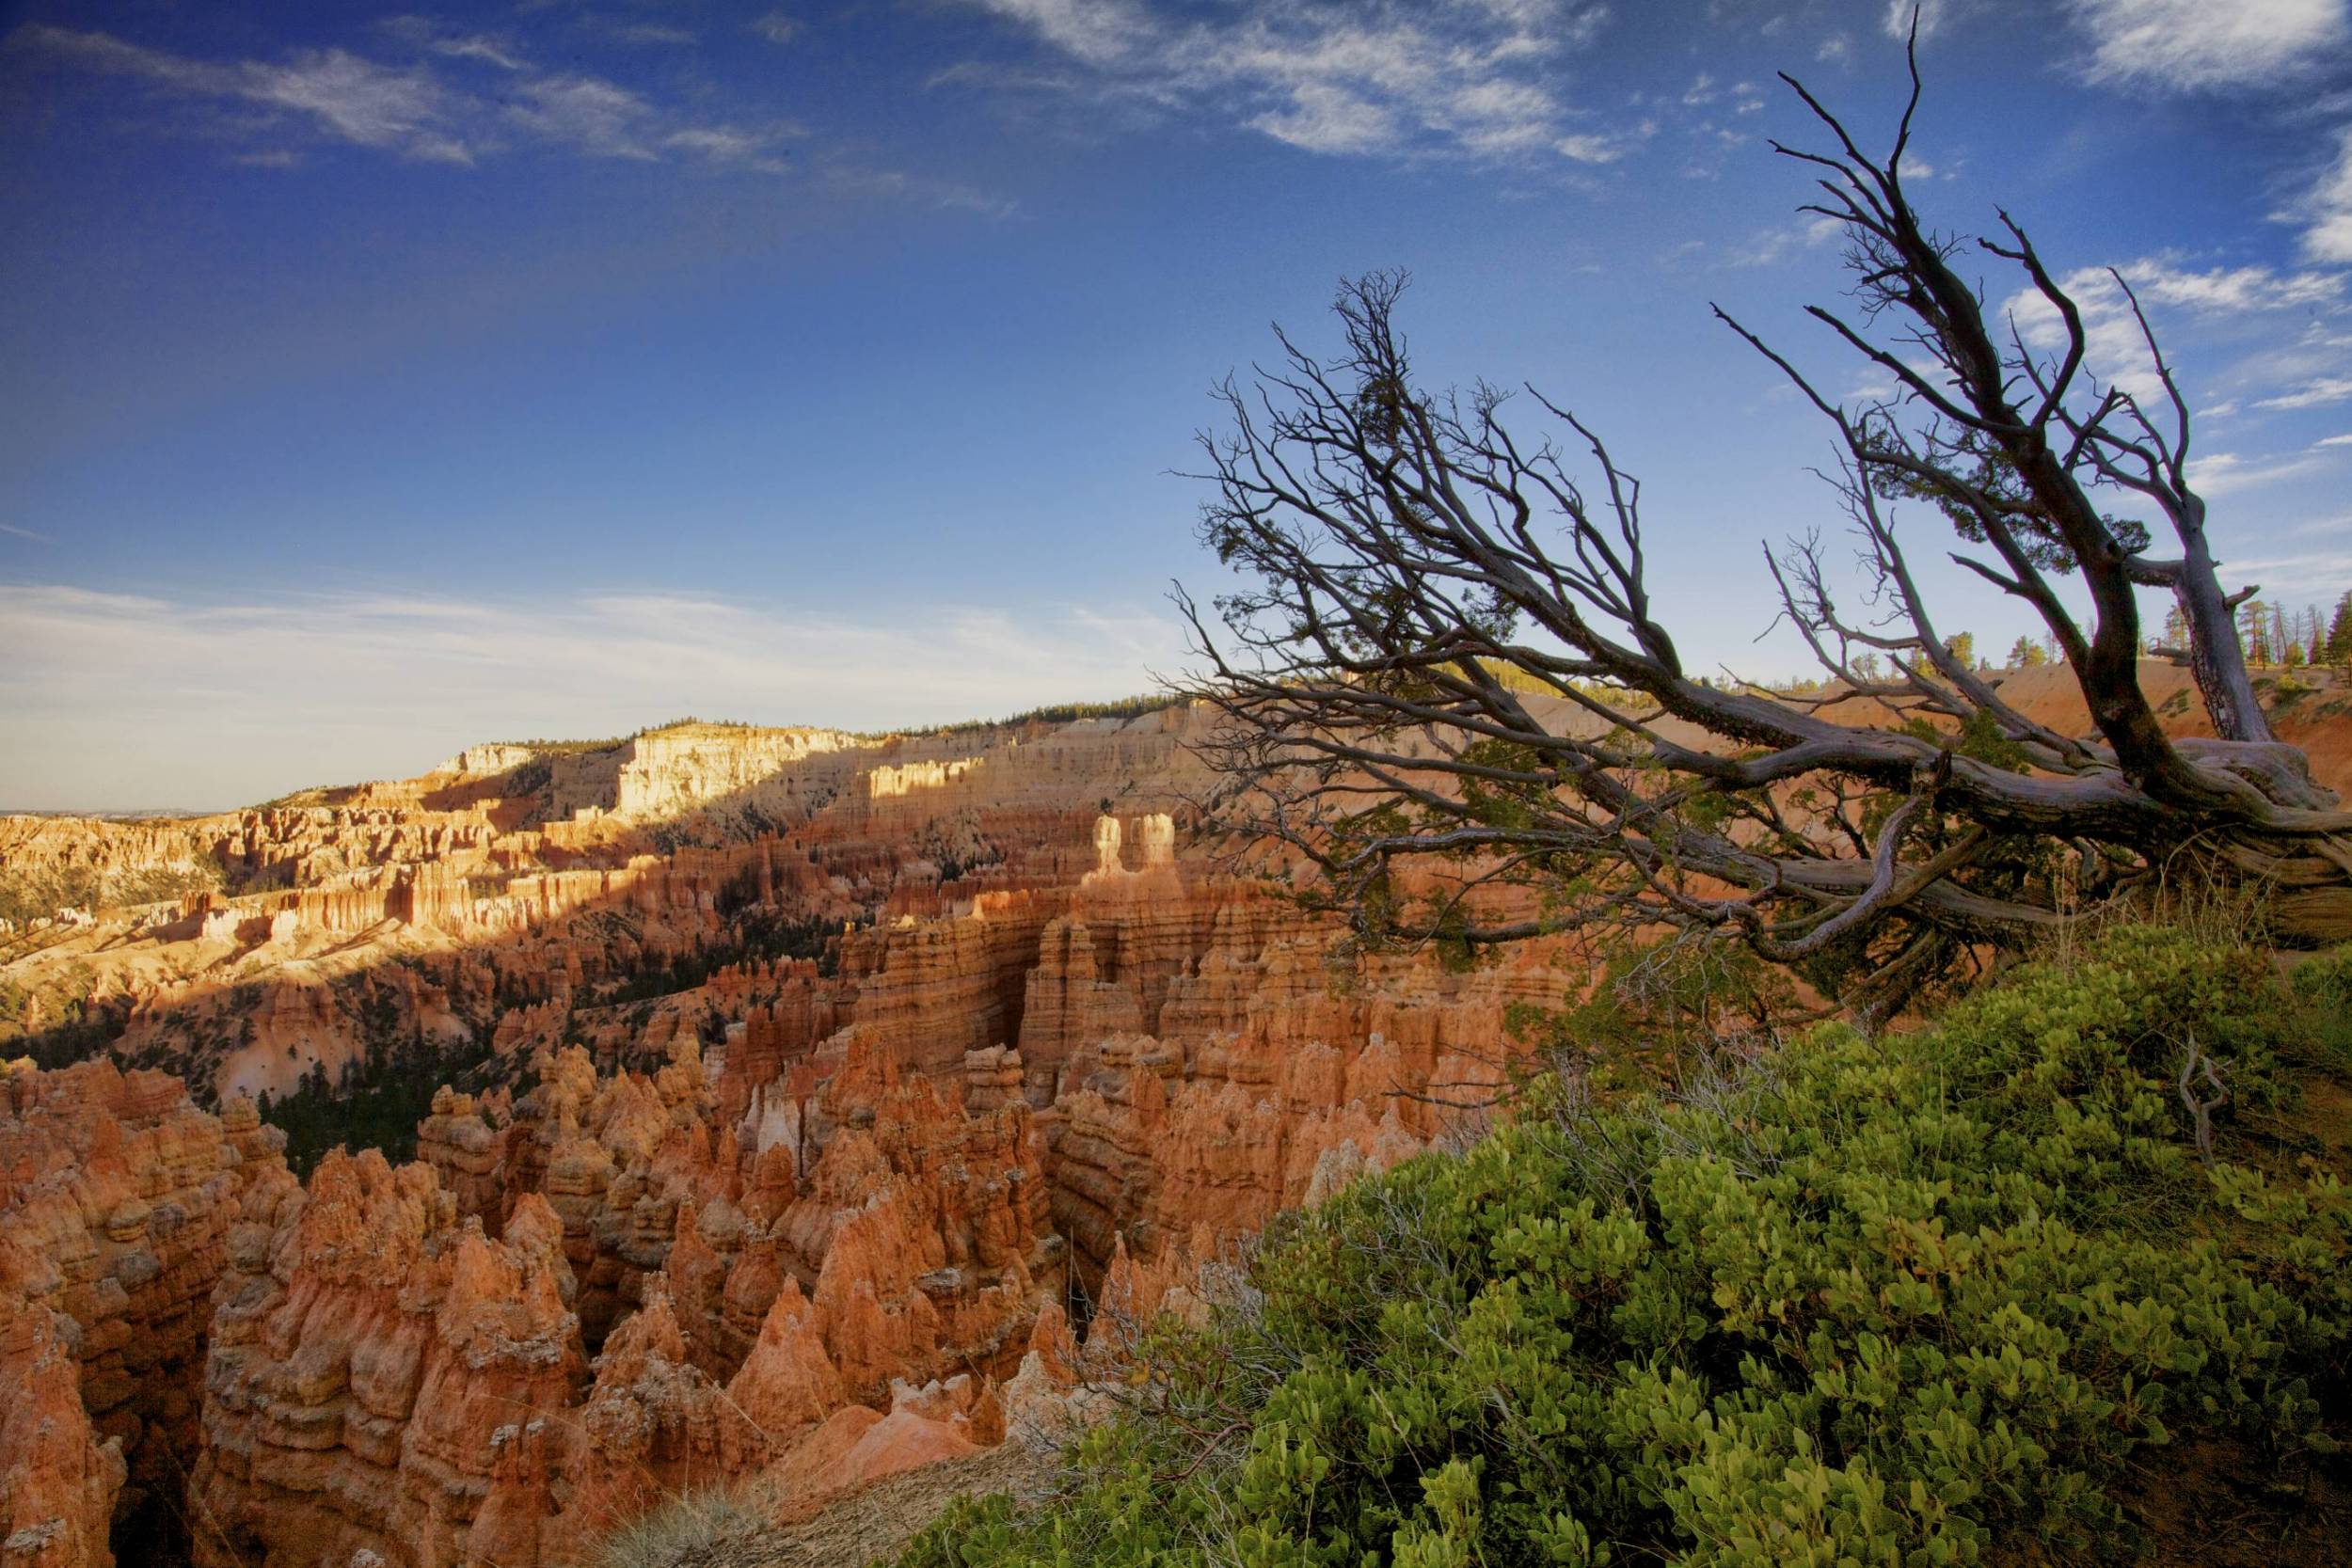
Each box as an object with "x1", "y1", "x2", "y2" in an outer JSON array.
[
  {"x1": 2185, "y1": 449, "x2": 2333, "y2": 493},
  {"x1": 21, "y1": 25, "x2": 470, "y2": 162},
  {"x1": 1884, "y1": 1, "x2": 1964, "y2": 42},
  {"x1": 2070, "y1": 0, "x2": 2347, "y2": 91},
  {"x1": 752, "y1": 12, "x2": 804, "y2": 45},
  {"x1": 973, "y1": 0, "x2": 1154, "y2": 66},
  {"x1": 506, "y1": 74, "x2": 660, "y2": 160},
  {"x1": 0, "y1": 584, "x2": 1187, "y2": 812},
  {"x1": 952, "y1": 0, "x2": 1618, "y2": 166},
  {"x1": 664, "y1": 124, "x2": 803, "y2": 172},
  {"x1": 2008, "y1": 257, "x2": 2350, "y2": 401},
  {"x1": 2219, "y1": 547, "x2": 2352, "y2": 599},
  {"x1": 14, "y1": 23, "x2": 931, "y2": 188},
  {"x1": 2258, "y1": 374, "x2": 2352, "y2": 409},
  {"x1": 1251, "y1": 83, "x2": 1398, "y2": 153},
  {"x1": 1729, "y1": 214, "x2": 1844, "y2": 268},
  {"x1": 378, "y1": 18, "x2": 529, "y2": 72},
  {"x1": 435, "y1": 36, "x2": 526, "y2": 71},
  {"x1": 1556, "y1": 130, "x2": 1631, "y2": 163},
  {"x1": 2307, "y1": 127, "x2": 2352, "y2": 263},
  {"x1": 257, "y1": 49, "x2": 455, "y2": 151},
  {"x1": 2117, "y1": 260, "x2": 2344, "y2": 312},
  {"x1": 1817, "y1": 32, "x2": 1853, "y2": 64},
  {"x1": 2316, "y1": 432, "x2": 2352, "y2": 446}
]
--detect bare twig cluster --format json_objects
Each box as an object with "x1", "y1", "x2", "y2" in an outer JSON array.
[{"x1": 1181, "y1": 51, "x2": 2352, "y2": 1008}]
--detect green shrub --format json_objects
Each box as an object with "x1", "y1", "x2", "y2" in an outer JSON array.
[
  {"x1": 2289, "y1": 948, "x2": 2352, "y2": 1073},
  {"x1": 907, "y1": 924, "x2": 2350, "y2": 1568}
]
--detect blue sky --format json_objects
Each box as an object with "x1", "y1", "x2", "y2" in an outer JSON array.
[{"x1": 5, "y1": 0, "x2": 2352, "y2": 809}]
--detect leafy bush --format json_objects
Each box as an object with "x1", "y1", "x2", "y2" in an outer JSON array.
[
  {"x1": 2290, "y1": 948, "x2": 2352, "y2": 1072},
  {"x1": 908, "y1": 924, "x2": 2350, "y2": 1567}
]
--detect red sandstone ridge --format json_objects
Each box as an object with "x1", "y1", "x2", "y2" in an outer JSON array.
[
  {"x1": 0, "y1": 1058, "x2": 295, "y2": 1568},
  {"x1": 180, "y1": 1023, "x2": 1065, "y2": 1566},
  {"x1": 159, "y1": 814, "x2": 1580, "y2": 1564},
  {"x1": 192, "y1": 1149, "x2": 586, "y2": 1567},
  {"x1": 0, "y1": 1240, "x2": 124, "y2": 1568}
]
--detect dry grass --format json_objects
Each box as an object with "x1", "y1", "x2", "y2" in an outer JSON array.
[{"x1": 587, "y1": 1487, "x2": 765, "y2": 1568}]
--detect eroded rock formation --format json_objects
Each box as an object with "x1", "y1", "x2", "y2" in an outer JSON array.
[
  {"x1": 2, "y1": 711, "x2": 1627, "y2": 1565},
  {"x1": 0, "y1": 1060, "x2": 296, "y2": 1565}
]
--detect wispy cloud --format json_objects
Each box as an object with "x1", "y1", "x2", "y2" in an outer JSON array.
[
  {"x1": 0, "y1": 523, "x2": 52, "y2": 543},
  {"x1": 15, "y1": 23, "x2": 803, "y2": 176},
  {"x1": 2221, "y1": 546, "x2": 2352, "y2": 600},
  {"x1": 506, "y1": 73, "x2": 662, "y2": 160},
  {"x1": 19, "y1": 24, "x2": 474, "y2": 163},
  {"x1": 2008, "y1": 255, "x2": 2349, "y2": 401},
  {"x1": 612, "y1": 23, "x2": 698, "y2": 48},
  {"x1": 0, "y1": 583, "x2": 1187, "y2": 811},
  {"x1": 2068, "y1": 0, "x2": 2348, "y2": 92},
  {"x1": 1556, "y1": 127, "x2": 1645, "y2": 164},
  {"x1": 377, "y1": 16, "x2": 529, "y2": 73},
  {"x1": 2257, "y1": 373, "x2": 2352, "y2": 409},
  {"x1": 752, "y1": 12, "x2": 804, "y2": 46},
  {"x1": 945, "y1": 0, "x2": 1617, "y2": 166},
  {"x1": 2185, "y1": 448, "x2": 2335, "y2": 494},
  {"x1": 1884, "y1": 1, "x2": 1967, "y2": 42},
  {"x1": 1726, "y1": 214, "x2": 1843, "y2": 268},
  {"x1": 2306, "y1": 126, "x2": 2352, "y2": 264}
]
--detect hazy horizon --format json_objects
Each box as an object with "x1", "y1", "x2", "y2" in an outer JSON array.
[
  {"x1": 8, "y1": 0, "x2": 2352, "y2": 811},
  {"x1": 1, "y1": 697, "x2": 1194, "y2": 816}
]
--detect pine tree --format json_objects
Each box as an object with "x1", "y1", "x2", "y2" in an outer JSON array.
[
  {"x1": 1945, "y1": 631, "x2": 1976, "y2": 669},
  {"x1": 2162, "y1": 604, "x2": 2190, "y2": 649},
  {"x1": 2329, "y1": 592, "x2": 2352, "y2": 666},
  {"x1": 2241, "y1": 598, "x2": 2272, "y2": 665},
  {"x1": 2007, "y1": 635, "x2": 2045, "y2": 669}
]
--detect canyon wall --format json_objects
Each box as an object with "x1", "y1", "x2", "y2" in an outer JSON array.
[
  {"x1": 0, "y1": 1060, "x2": 296, "y2": 1568},
  {"x1": 12, "y1": 673, "x2": 2336, "y2": 1566},
  {"x1": 157, "y1": 821, "x2": 1537, "y2": 1568}
]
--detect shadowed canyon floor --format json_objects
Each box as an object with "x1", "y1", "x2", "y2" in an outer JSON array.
[{"x1": 5, "y1": 671, "x2": 2349, "y2": 1568}]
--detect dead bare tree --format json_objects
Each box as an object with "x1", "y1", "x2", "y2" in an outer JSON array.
[{"x1": 1181, "y1": 57, "x2": 2352, "y2": 1012}]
